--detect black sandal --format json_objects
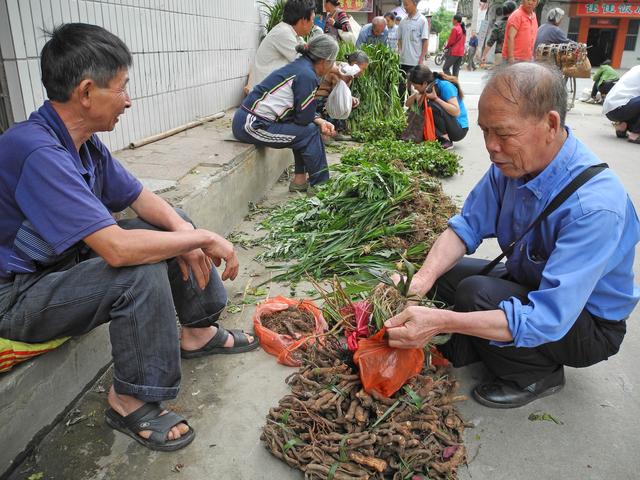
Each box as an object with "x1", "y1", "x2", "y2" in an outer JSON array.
[
  {"x1": 616, "y1": 130, "x2": 628, "y2": 139},
  {"x1": 180, "y1": 322, "x2": 260, "y2": 359},
  {"x1": 105, "y1": 403, "x2": 195, "y2": 452}
]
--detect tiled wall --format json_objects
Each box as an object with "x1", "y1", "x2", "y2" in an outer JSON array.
[{"x1": 0, "y1": 0, "x2": 263, "y2": 150}]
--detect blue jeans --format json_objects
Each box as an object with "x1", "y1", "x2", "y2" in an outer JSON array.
[
  {"x1": 0, "y1": 211, "x2": 227, "y2": 403},
  {"x1": 232, "y1": 109, "x2": 329, "y2": 185}
]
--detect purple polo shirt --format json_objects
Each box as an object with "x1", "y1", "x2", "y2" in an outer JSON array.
[{"x1": 0, "y1": 101, "x2": 143, "y2": 280}]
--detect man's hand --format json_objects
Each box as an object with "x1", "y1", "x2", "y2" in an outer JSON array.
[
  {"x1": 200, "y1": 231, "x2": 240, "y2": 282},
  {"x1": 352, "y1": 97, "x2": 360, "y2": 108},
  {"x1": 385, "y1": 306, "x2": 444, "y2": 349},
  {"x1": 177, "y1": 250, "x2": 214, "y2": 290},
  {"x1": 389, "y1": 272, "x2": 434, "y2": 302}
]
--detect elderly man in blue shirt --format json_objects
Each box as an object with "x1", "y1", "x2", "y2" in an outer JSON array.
[
  {"x1": 355, "y1": 16, "x2": 388, "y2": 48},
  {"x1": 386, "y1": 62, "x2": 640, "y2": 409},
  {"x1": 0, "y1": 24, "x2": 259, "y2": 451}
]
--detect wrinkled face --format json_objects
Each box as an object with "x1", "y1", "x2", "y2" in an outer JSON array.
[
  {"x1": 477, "y1": 88, "x2": 551, "y2": 178},
  {"x1": 90, "y1": 68, "x2": 131, "y2": 132},
  {"x1": 522, "y1": 0, "x2": 538, "y2": 14},
  {"x1": 373, "y1": 22, "x2": 386, "y2": 36}
]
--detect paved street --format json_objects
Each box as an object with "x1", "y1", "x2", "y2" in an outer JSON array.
[{"x1": 10, "y1": 69, "x2": 640, "y2": 480}]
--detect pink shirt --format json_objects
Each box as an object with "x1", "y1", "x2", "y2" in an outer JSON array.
[{"x1": 502, "y1": 7, "x2": 538, "y2": 61}]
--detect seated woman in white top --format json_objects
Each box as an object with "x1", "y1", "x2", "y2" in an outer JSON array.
[{"x1": 244, "y1": 0, "x2": 315, "y2": 94}]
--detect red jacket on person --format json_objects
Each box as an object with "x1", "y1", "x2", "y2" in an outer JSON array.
[{"x1": 445, "y1": 23, "x2": 466, "y2": 56}]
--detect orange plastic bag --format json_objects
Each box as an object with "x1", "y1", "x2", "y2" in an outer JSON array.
[
  {"x1": 353, "y1": 328, "x2": 425, "y2": 397},
  {"x1": 253, "y1": 296, "x2": 328, "y2": 367},
  {"x1": 423, "y1": 103, "x2": 437, "y2": 142}
]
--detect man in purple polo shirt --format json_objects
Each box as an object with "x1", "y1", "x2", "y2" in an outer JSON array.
[{"x1": 0, "y1": 24, "x2": 258, "y2": 451}]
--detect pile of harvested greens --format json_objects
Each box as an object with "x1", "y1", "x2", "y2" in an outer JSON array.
[{"x1": 258, "y1": 143, "x2": 459, "y2": 283}]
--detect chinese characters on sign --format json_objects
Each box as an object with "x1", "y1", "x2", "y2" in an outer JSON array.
[
  {"x1": 577, "y1": 2, "x2": 640, "y2": 17},
  {"x1": 324, "y1": 0, "x2": 374, "y2": 12}
]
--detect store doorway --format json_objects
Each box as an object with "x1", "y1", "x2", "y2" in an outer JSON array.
[{"x1": 587, "y1": 28, "x2": 616, "y2": 66}]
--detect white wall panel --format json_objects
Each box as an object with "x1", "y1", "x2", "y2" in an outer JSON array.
[{"x1": 2, "y1": 0, "x2": 263, "y2": 150}]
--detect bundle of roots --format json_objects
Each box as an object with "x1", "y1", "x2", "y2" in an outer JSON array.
[{"x1": 261, "y1": 337, "x2": 468, "y2": 479}]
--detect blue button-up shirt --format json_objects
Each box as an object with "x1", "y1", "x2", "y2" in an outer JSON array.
[
  {"x1": 448, "y1": 128, "x2": 640, "y2": 348},
  {"x1": 356, "y1": 23, "x2": 389, "y2": 48},
  {"x1": 0, "y1": 101, "x2": 143, "y2": 280}
]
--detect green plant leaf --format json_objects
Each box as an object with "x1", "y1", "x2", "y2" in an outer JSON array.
[{"x1": 282, "y1": 437, "x2": 304, "y2": 454}]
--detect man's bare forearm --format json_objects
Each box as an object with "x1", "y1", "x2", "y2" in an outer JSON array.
[
  {"x1": 442, "y1": 308, "x2": 513, "y2": 342},
  {"x1": 131, "y1": 187, "x2": 194, "y2": 232},
  {"x1": 85, "y1": 225, "x2": 219, "y2": 267}
]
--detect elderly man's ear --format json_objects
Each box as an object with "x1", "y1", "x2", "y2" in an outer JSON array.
[
  {"x1": 76, "y1": 79, "x2": 95, "y2": 107},
  {"x1": 544, "y1": 110, "x2": 563, "y2": 141}
]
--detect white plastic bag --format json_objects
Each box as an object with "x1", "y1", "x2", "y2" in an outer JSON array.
[{"x1": 326, "y1": 80, "x2": 352, "y2": 120}]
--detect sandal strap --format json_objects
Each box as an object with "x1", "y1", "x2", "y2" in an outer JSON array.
[
  {"x1": 227, "y1": 329, "x2": 252, "y2": 348},
  {"x1": 122, "y1": 403, "x2": 164, "y2": 431},
  {"x1": 205, "y1": 323, "x2": 230, "y2": 348},
  {"x1": 122, "y1": 403, "x2": 189, "y2": 445}
]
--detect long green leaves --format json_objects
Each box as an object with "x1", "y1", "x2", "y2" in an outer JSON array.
[
  {"x1": 338, "y1": 43, "x2": 405, "y2": 141},
  {"x1": 258, "y1": 142, "x2": 459, "y2": 283},
  {"x1": 257, "y1": 0, "x2": 286, "y2": 34}
]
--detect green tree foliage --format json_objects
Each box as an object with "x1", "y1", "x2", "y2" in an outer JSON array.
[{"x1": 430, "y1": 7, "x2": 454, "y2": 51}]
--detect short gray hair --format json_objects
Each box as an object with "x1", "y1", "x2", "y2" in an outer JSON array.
[
  {"x1": 296, "y1": 34, "x2": 338, "y2": 62},
  {"x1": 484, "y1": 62, "x2": 568, "y2": 126},
  {"x1": 547, "y1": 7, "x2": 564, "y2": 24},
  {"x1": 345, "y1": 50, "x2": 370, "y2": 66},
  {"x1": 372, "y1": 16, "x2": 386, "y2": 26}
]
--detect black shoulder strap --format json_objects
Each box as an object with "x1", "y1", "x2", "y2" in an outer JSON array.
[{"x1": 479, "y1": 163, "x2": 608, "y2": 276}]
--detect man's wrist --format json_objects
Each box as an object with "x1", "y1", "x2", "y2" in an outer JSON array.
[{"x1": 411, "y1": 270, "x2": 436, "y2": 297}]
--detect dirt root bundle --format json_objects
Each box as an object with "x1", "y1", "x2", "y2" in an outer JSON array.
[{"x1": 261, "y1": 338, "x2": 468, "y2": 479}]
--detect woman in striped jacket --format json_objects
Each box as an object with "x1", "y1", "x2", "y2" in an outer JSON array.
[{"x1": 233, "y1": 35, "x2": 338, "y2": 193}]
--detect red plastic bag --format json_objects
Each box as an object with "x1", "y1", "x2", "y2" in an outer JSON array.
[
  {"x1": 253, "y1": 296, "x2": 328, "y2": 367},
  {"x1": 340, "y1": 300, "x2": 373, "y2": 352},
  {"x1": 353, "y1": 328, "x2": 425, "y2": 397}
]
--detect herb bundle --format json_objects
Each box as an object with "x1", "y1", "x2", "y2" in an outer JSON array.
[
  {"x1": 258, "y1": 150, "x2": 458, "y2": 283},
  {"x1": 338, "y1": 43, "x2": 406, "y2": 142}
]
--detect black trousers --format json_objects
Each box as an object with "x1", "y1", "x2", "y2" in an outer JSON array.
[
  {"x1": 591, "y1": 80, "x2": 617, "y2": 98},
  {"x1": 430, "y1": 101, "x2": 468, "y2": 142},
  {"x1": 435, "y1": 258, "x2": 626, "y2": 388},
  {"x1": 605, "y1": 96, "x2": 640, "y2": 134},
  {"x1": 443, "y1": 54, "x2": 463, "y2": 77},
  {"x1": 399, "y1": 64, "x2": 415, "y2": 101}
]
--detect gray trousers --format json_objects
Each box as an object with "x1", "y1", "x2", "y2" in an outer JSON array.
[{"x1": 0, "y1": 211, "x2": 227, "y2": 402}]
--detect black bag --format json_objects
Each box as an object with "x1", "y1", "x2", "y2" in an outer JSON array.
[{"x1": 400, "y1": 109, "x2": 424, "y2": 143}]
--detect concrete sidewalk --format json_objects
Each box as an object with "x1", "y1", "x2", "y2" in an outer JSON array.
[{"x1": 7, "y1": 71, "x2": 640, "y2": 480}]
